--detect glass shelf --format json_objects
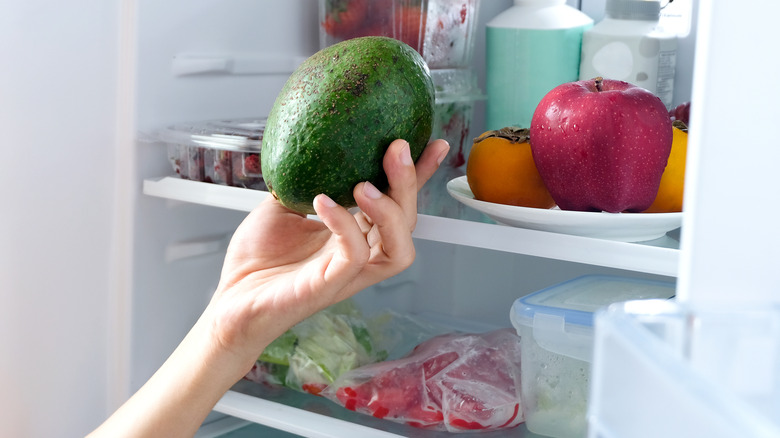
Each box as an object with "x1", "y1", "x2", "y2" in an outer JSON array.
[
  {"x1": 209, "y1": 380, "x2": 546, "y2": 438},
  {"x1": 143, "y1": 176, "x2": 680, "y2": 277}
]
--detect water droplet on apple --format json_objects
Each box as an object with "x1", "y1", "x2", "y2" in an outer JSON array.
[{"x1": 573, "y1": 124, "x2": 579, "y2": 132}]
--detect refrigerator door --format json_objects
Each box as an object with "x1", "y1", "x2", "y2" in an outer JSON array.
[{"x1": 589, "y1": 1, "x2": 780, "y2": 436}]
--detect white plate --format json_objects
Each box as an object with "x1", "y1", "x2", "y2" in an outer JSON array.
[{"x1": 446, "y1": 176, "x2": 682, "y2": 242}]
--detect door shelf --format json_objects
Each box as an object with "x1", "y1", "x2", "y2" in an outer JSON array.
[{"x1": 143, "y1": 176, "x2": 680, "y2": 277}]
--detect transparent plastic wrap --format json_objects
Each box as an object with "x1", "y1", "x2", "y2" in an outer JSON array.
[
  {"x1": 244, "y1": 300, "x2": 449, "y2": 396},
  {"x1": 322, "y1": 328, "x2": 524, "y2": 432}
]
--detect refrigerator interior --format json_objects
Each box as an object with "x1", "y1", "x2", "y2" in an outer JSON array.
[
  {"x1": 12, "y1": 0, "x2": 780, "y2": 437},
  {"x1": 130, "y1": 1, "x2": 698, "y2": 437}
]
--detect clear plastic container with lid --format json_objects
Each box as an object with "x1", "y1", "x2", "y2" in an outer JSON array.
[
  {"x1": 419, "y1": 68, "x2": 488, "y2": 221},
  {"x1": 510, "y1": 274, "x2": 676, "y2": 438},
  {"x1": 159, "y1": 118, "x2": 267, "y2": 191},
  {"x1": 579, "y1": 0, "x2": 677, "y2": 108},
  {"x1": 318, "y1": 0, "x2": 481, "y2": 69}
]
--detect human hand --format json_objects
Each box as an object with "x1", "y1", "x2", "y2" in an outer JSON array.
[
  {"x1": 204, "y1": 138, "x2": 450, "y2": 373},
  {"x1": 87, "y1": 139, "x2": 449, "y2": 438}
]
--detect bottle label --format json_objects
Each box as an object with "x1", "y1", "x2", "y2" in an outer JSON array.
[
  {"x1": 579, "y1": 32, "x2": 677, "y2": 108},
  {"x1": 656, "y1": 50, "x2": 677, "y2": 108},
  {"x1": 486, "y1": 25, "x2": 590, "y2": 130}
]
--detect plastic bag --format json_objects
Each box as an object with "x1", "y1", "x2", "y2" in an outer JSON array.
[
  {"x1": 322, "y1": 328, "x2": 524, "y2": 432},
  {"x1": 245, "y1": 301, "x2": 450, "y2": 395}
]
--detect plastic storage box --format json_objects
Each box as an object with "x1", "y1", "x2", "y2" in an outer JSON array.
[
  {"x1": 318, "y1": 0, "x2": 481, "y2": 69},
  {"x1": 430, "y1": 68, "x2": 484, "y2": 163},
  {"x1": 160, "y1": 118, "x2": 267, "y2": 190},
  {"x1": 510, "y1": 275, "x2": 676, "y2": 438},
  {"x1": 419, "y1": 68, "x2": 485, "y2": 219}
]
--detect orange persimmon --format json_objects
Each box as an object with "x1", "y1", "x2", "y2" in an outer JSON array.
[
  {"x1": 644, "y1": 121, "x2": 688, "y2": 213},
  {"x1": 466, "y1": 127, "x2": 556, "y2": 209}
]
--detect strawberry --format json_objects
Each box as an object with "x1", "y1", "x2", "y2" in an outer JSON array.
[
  {"x1": 243, "y1": 153, "x2": 261, "y2": 175},
  {"x1": 301, "y1": 382, "x2": 327, "y2": 396},
  {"x1": 393, "y1": 5, "x2": 426, "y2": 52},
  {"x1": 322, "y1": 0, "x2": 369, "y2": 39}
]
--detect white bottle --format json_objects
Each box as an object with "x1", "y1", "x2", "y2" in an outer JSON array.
[
  {"x1": 486, "y1": 0, "x2": 593, "y2": 130},
  {"x1": 579, "y1": 0, "x2": 677, "y2": 108}
]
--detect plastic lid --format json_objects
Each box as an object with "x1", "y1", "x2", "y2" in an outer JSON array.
[
  {"x1": 159, "y1": 118, "x2": 266, "y2": 152},
  {"x1": 430, "y1": 68, "x2": 485, "y2": 103},
  {"x1": 605, "y1": 0, "x2": 661, "y2": 20},
  {"x1": 511, "y1": 275, "x2": 676, "y2": 328}
]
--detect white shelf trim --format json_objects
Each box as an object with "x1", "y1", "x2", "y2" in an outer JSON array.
[
  {"x1": 143, "y1": 176, "x2": 679, "y2": 277},
  {"x1": 213, "y1": 390, "x2": 404, "y2": 438}
]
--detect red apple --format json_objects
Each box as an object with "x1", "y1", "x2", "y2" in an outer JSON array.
[{"x1": 529, "y1": 77, "x2": 673, "y2": 213}]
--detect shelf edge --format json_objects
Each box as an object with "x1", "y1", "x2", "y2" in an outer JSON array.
[
  {"x1": 142, "y1": 177, "x2": 679, "y2": 276},
  {"x1": 143, "y1": 176, "x2": 267, "y2": 211},
  {"x1": 414, "y1": 214, "x2": 679, "y2": 277},
  {"x1": 213, "y1": 390, "x2": 404, "y2": 438}
]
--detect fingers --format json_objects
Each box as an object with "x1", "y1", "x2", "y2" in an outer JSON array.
[
  {"x1": 414, "y1": 139, "x2": 450, "y2": 191},
  {"x1": 312, "y1": 194, "x2": 370, "y2": 284},
  {"x1": 353, "y1": 180, "x2": 416, "y2": 269},
  {"x1": 383, "y1": 139, "x2": 419, "y2": 228},
  {"x1": 383, "y1": 138, "x2": 449, "y2": 229}
]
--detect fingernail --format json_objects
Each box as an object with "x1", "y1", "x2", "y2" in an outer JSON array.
[
  {"x1": 317, "y1": 193, "x2": 337, "y2": 208},
  {"x1": 362, "y1": 181, "x2": 383, "y2": 199},
  {"x1": 437, "y1": 142, "x2": 450, "y2": 165},
  {"x1": 400, "y1": 141, "x2": 413, "y2": 166}
]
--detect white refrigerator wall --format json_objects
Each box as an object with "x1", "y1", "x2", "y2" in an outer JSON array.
[{"x1": 0, "y1": 1, "x2": 121, "y2": 437}]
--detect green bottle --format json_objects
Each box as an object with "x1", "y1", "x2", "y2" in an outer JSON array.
[{"x1": 486, "y1": 0, "x2": 593, "y2": 130}]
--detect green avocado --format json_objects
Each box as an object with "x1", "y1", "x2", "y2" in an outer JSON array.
[{"x1": 261, "y1": 36, "x2": 435, "y2": 215}]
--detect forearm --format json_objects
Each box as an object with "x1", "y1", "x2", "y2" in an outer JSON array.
[{"x1": 88, "y1": 314, "x2": 261, "y2": 438}]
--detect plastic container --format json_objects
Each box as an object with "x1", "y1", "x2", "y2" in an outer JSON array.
[
  {"x1": 318, "y1": 0, "x2": 480, "y2": 69},
  {"x1": 419, "y1": 68, "x2": 487, "y2": 220},
  {"x1": 579, "y1": 0, "x2": 677, "y2": 108},
  {"x1": 485, "y1": 0, "x2": 593, "y2": 130},
  {"x1": 510, "y1": 275, "x2": 676, "y2": 438},
  {"x1": 160, "y1": 118, "x2": 267, "y2": 190},
  {"x1": 589, "y1": 300, "x2": 780, "y2": 438}
]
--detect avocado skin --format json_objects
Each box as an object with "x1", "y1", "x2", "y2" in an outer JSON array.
[{"x1": 262, "y1": 36, "x2": 435, "y2": 215}]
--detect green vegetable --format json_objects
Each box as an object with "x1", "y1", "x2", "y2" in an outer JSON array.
[
  {"x1": 256, "y1": 300, "x2": 386, "y2": 392},
  {"x1": 262, "y1": 36, "x2": 435, "y2": 214},
  {"x1": 258, "y1": 330, "x2": 297, "y2": 366}
]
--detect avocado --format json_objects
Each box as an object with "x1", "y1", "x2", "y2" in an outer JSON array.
[{"x1": 261, "y1": 36, "x2": 435, "y2": 215}]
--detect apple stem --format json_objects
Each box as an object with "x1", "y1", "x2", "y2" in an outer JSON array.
[{"x1": 594, "y1": 77, "x2": 603, "y2": 92}]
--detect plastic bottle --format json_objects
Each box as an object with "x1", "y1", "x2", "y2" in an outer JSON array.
[
  {"x1": 486, "y1": 0, "x2": 593, "y2": 130},
  {"x1": 579, "y1": 0, "x2": 677, "y2": 108}
]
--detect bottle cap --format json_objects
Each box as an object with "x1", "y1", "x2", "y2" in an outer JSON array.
[{"x1": 605, "y1": 0, "x2": 661, "y2": 20}]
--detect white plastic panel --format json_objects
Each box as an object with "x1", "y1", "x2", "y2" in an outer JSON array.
[
  {"x1": 589, "y1": 301, "x2": 780, "y2": 438},
  {"x1": 676, "y1": 0, "x2": 780, "y2": 304}
]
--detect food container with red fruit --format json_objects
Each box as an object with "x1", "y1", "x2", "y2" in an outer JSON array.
[
  {"x1": 419, "y1": 68, "x2": 488, "y2": 220},
  {"x1": 159, "y1": 118, "x2": 267, "y2": 191},
  {"x1": 319, "y1": 0, "x2": 481, "y2": 69}
]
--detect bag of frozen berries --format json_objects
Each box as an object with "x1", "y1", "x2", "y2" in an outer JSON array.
[{"x1": 322, "y1": 328, "x2": 524, "y2": 432}]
